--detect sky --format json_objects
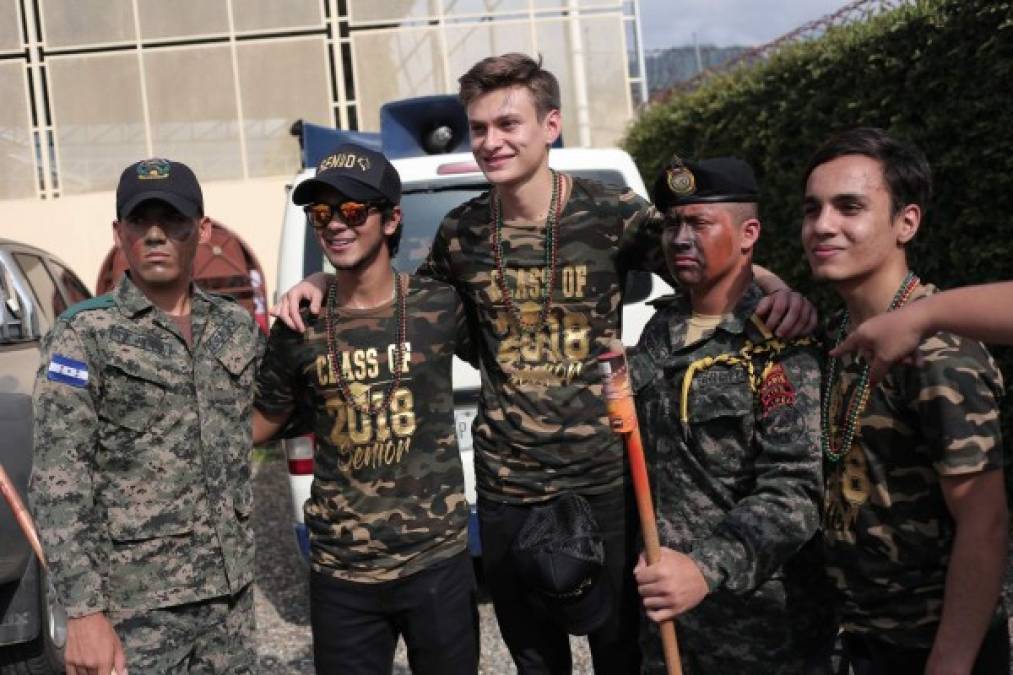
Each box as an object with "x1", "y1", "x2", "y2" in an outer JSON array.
[{"x1": 638, "y1": 0, "x2": 854, "y2": 51}]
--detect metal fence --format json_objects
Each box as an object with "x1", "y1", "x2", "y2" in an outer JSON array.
[{"x1": 649, "y1": 0, "x2": 916, "y2": 104}]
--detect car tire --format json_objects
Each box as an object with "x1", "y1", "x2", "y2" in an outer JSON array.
[{"x1": 0, "y1": 572, "x2": 65, "y2": 675}]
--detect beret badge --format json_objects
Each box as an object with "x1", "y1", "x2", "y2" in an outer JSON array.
[{"x1": 666, "y1": 162, "x2": 696, "y2": 197}]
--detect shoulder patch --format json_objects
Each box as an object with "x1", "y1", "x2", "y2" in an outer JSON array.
[
  {"x1": 759, "y1": 362, "x2": 796, "y2": 417},
  {"x1": 58, "y1": 294, "x2": 115, "y2": 321},
  {"x1": 47, "y1": 354, "x2": 89, "y2": 388}
]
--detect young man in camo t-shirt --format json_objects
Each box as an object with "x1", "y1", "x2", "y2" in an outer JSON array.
[
  {"x1": 803, "y1": 128, "x2": 1008, "y2": 675},
  {"x1": 253, "y1": 143, "x2": 477, "y2": 675},
  {"x1": 276, "y1": 54, "x2": 816, "y2": 675}
]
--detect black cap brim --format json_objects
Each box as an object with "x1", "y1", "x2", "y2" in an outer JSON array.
[
  {"x1": 527, "y1": 567, "x2": 612, "y2": 636},
  {"x1": 119, "y1": 191, "x2": 201, "y2": 220},
  {"x1": 292, "y1": 175, "x2": 386, "y2": 205}
]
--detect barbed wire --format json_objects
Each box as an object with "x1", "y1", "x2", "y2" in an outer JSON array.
[{"x1": 648, "y1": 0, "x2": 915, "y2": 104}]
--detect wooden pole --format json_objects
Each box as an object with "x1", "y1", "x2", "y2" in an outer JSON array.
[
  {"x1": 0, "y1": 462, "x2": 47, "y2": 571},
  {"x1": 1, "y1": 462, "x2": 120, "y2": 675},
  {"x1": 598, "y1": 344, "x2": 682, "y2": 675}
]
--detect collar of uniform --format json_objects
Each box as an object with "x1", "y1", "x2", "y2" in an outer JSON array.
[
  {"x1": 113, "y1": 273, "x2": 154, "y2": 317},
  {"x1": 666, "y1": 282, "x2": 764, "y2": 350},
  {"x1": 113, "y1": 272, "x2": 209, "y2": 318}
]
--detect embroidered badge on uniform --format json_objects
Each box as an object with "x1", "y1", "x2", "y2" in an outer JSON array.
[
  {"x1": 47, "y1": 354, "x2": 89, "y2": 388},
  {"x1": 759, "y1": 363, "x2": 795, "y2": 416}
]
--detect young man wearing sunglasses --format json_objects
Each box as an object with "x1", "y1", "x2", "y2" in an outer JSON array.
[
  {"x1": 275, "y1": 55, "x2": 816, "y2": 674},
  {"x1": 31, "y1": 158, "x2": 263, "y2": 674},
  {"x1": 252, "y1": 143, "x2": 479, "y2": 675}
]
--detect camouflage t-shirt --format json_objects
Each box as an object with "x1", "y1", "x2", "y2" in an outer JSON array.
[
  {"x1": 418, "y1": 176, "x2": 667, "y2": 503},
  {"x1": 255, "y1": 274, "x2": 472, "y2": 582},
  {"x1": 822, "y1": 286, "x2": 1005, "y2": 648}
]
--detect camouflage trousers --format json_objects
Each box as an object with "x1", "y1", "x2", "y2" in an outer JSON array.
[
  {"x1": 108, "y1": 583, "x2": 256, "y2": 674},
  {"x1": 641, "y1": 577, "x2": 805, "y2": 675}
]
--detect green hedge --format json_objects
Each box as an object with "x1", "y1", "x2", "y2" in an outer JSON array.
[{"x1": 623, "y1": 0, "x2": 1013, "y2": 449}]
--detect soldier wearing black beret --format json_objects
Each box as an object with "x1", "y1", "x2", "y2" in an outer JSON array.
[{"x1": 629, "y1": 155, "x2": 826, "y2": 674}]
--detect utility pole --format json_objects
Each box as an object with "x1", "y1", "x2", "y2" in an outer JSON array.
[
  {"x1": 693, "y1": 31, "x2": 703, "y2": 75},
  {"x1": 567, "y1": 0, "x2": 592, "y2": 147}
]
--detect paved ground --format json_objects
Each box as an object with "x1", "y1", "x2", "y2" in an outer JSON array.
[{"x1": 251, "y1": 452, "x2": 593, "y2": 674}]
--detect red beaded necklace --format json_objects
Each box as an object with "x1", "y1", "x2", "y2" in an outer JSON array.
[
  {"x1": 490, "y1": 169, "x2": 564, "y2": 334},
  {"x1": 324, "y1": 270, "x2": 407, "y2": 416}
]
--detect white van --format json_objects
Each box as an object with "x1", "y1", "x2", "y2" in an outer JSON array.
[{"x1": 276, "y1": 135, "x2": 671, "y2": 562}]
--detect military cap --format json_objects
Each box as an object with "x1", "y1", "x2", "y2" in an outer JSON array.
[
  {"x1": 652, "y1": 155, "x2": 759, "y2": 212},
  {"x1": 117, "y1": 158, "x2": 203, "y2": 220}
]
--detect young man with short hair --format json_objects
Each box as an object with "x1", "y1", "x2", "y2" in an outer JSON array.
[
  {"x1": 275, "y1": 54, "x2": 815, "y2": 674},
  {"x1": 253, "y1": 143, "x2": 479, "y2": 675},
  {"x1": 32, "y1": 159, "x2": 262, "y2": 674},
  {"x1": 630, "y1": 156, "x2": 823, "y2": 674},
  {"x1": 803, "y1": 127, "x2": 1008, "y2": 675}
]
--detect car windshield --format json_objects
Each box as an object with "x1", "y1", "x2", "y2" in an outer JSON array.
[{"x1": 395, "y1": 187, "x2": 484, "y2": 272}]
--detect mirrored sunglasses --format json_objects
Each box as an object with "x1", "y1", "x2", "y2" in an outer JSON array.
[{"x1": 304, "y1": 201, "x2": 380, "y2": 230}]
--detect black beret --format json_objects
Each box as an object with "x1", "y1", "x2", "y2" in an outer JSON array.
[{"x1": 652, "y1": 155, "x2": 759, "y2": 212}]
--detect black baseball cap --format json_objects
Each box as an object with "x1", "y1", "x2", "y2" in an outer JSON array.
[
  {"x1": 652, "y1": 155, "x2": 759, "y2": 212},
  {"x1": 292, "y1": 143, "x2": 401, "y2": 206},
  {"x1": 116, "y1": 158, "x2": 203, "y2": 220},
  {"x1": 511, "y1": 493, "x2": 613, "y2": 636}
]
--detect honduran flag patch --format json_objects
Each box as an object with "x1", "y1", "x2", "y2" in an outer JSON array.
[{"x1": 47, "y1": 354, "x2": 89, "y2": 388}]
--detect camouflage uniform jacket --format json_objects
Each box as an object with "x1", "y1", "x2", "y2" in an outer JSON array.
[
  {"x1": 31, "y1": 274, "x2": 263, "y2": 618},
  {"x1": 418, "y1": 176, "x2": 668, "y2": 503},
  {"x1": 628, "y1": 284, "x2": 823, "y2": 671},
  {"x1": 255, "y1": 274, "x2": 473, "y2": 582},
  {"x1": 629, "y1": 283, "x2": 822, "y2": 589},
  {"x1": 822, "y1": 285, "x2": 1005, "y2": 648}
]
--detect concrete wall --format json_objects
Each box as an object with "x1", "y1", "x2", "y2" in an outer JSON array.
[{"x1": 1, "y1": 175, "x2": 290, "y2": 302}]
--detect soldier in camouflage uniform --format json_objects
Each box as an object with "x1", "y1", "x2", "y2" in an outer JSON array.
[
  {"x1": 275, "y1": 54, "x2": 816, "y2": 675},
  {"x1": 802, "y1": 127, "x2": 1008, "y2": 675},
  {"x1": 31, "y1": 159, "x2": 262, "y2": 674},
  {"x1": 253, "y1": 144, "x2": 478, "y2": 675},
  {"x1": 628, "y1": 156, "x2": 823, "y2": 674}
]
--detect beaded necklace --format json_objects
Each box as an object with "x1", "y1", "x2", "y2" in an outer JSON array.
[
  {"x1": 821, "y1": 271, "x2": 920, "y2": 462},
  {"x1": 490, "y1": 169, "x2": 563, "y2": 334},
  {"x1": 324, "y1": 269, "x2": 407, "y2": 416}
]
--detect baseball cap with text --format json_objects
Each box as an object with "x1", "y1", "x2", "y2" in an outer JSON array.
[{"x1": 292, "y1": 143, "x2": 401, "y2": 206}]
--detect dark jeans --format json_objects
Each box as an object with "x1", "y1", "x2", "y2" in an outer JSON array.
[
  {"x1": 309, "y1": 551, "x2": 479, "y2": 675},
  {"x1": 842, "y1": 610, "x2": 1010, "y2": 675},
  {"x1": 478, "y1": 486, "x2": 641, "y2": 675}
]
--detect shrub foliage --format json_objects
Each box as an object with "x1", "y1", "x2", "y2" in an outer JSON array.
[{"x1": 623, "y1": 0, "x2": 1013, "y2": 448}]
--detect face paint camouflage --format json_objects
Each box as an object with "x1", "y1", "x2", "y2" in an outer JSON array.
[
  {"x1": 115, "y1": 201, "x2": 200, "y2": 288},
  {"x1": 663, "y1": 204, "x2": 739, "y2": 289}
]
